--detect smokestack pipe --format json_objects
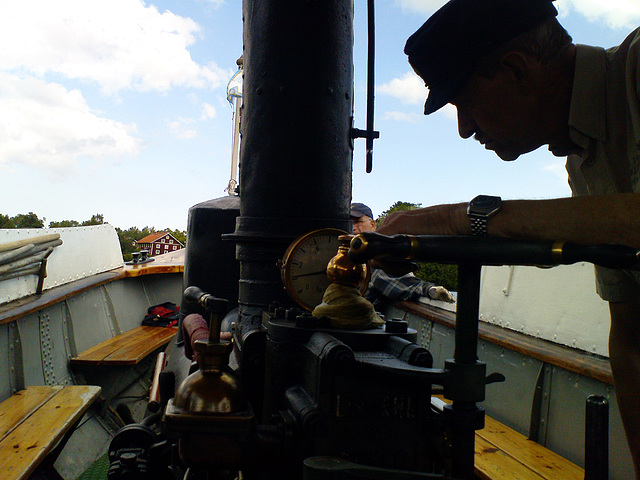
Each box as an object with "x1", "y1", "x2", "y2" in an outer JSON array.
[{"x1": 233, "y1": 0, "x2": 355, "y2": 335}]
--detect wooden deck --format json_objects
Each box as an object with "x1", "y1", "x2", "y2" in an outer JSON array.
[
  {"x1": 0, "y1": 385, "x2": 101, "y2": 480},
  {"x1": 432, "y1": 396, "x2": 583, "y2": 480},
  {"x1": 70, "y1": 325, "x2": 177, "y2": 366}
]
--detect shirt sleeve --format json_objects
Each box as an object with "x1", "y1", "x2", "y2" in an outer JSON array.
[{"x1": 367, "y1": 268, "x2": 435, "y2": 301}]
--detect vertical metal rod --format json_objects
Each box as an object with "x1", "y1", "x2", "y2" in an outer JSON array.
[
  {"x1": 451, "y1": 262, "x2": 482, "y2": 479},
  {"x1": 365, "y1": 0, "x2": 375, "y2": 173},
  {"x1": 455, "y1": 263, "x2": 481, "y2": 364},
  {"x1": 585, "y1": 395, "x2": 609, "y2": 480}
]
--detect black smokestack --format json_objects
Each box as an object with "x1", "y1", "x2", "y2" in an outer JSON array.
[{"x1": 233, "y1": 0, "x2": 355, "y2": 334}]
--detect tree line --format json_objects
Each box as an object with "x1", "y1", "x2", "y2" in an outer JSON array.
[
  {"x1": 2, "y1": 204, "x2": 457, "y2": 289},
  {"x1": 0, "y1": 212, "x2": 187, "y2": 262},
  {"x1": 376, "y1": 201, "x2": 458, "y2": 291}
]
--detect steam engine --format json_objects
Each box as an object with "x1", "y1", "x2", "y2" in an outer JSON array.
[{"x1": 105, "y1": 1, "x2": 638, "y2": 479}]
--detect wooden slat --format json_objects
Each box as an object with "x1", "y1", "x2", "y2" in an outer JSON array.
[
  {"x1": 70, "y1": 326, "x2": 151, "y2": 364},
  {"x1": 477, "y1": 416, "x2": 584, "y2": 480},
  {"x1": 0, "y1": 386, "x2": 62, "y2": 442},
  {"x1": 0, "y1": 385, "x2": 101, "y2": 480},
  {"x1": 475, "y1": 436, "x2": 548, "y2": 480},
  {"x1": 70, "y1": 326, "x2": 177, "y2": 366},
  {"x1": 433, "y1": 396, "x2": 583, "y2": 480},
  {"x1": 123, "y1": 264, "x2": 183, "y2": 277},
  {"x1": 101, "y1": 326, "x2": 177, "y2": 365}
]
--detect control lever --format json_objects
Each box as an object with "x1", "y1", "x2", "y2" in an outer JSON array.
[
  {"x1": 349, "y1": 232, "x2": 640, "y2": 269},
  {"x1": 485, "y1": 372, "x2": 505, "y2": 385},
  {"x1": 183, "y1": 286, "x2": 228, "y2": 343}
]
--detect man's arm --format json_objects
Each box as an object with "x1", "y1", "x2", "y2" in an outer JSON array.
[
  {"x1": 370, "y1": 269, "x2": 434, "y2": 301},
  {"x1": 376, "y1": 193, "x2": 640, "y2": 249},
  {"x1": 368, "y1": 269, "x2": 454, "y2": 302}
]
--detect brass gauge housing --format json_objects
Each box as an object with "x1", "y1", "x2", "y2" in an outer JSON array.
[{"x1": 280, "y1": 228, "x2": 369, "y2": 311}]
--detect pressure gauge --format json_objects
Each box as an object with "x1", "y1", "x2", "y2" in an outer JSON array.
[{"x1": 280, "y1": 228, "x2": 369, "y2": 311}]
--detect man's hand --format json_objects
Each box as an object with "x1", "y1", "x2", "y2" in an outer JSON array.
[
  {"x1": 428, "y1": 285, "x2": 455, "y2": 303},
  {"x1": 377, "y1": 203, "x2": 469, "y2": 236}
]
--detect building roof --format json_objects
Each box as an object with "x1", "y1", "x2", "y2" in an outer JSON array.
[{"x1": 136, "y1": 231, "x2": 168, "y2": 244}]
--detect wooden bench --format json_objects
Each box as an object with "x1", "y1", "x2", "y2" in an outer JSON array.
[
  {"x1": 0, "y1": 385, "x2": 101, "y2": 480},
  {"x1": 432, "y1": 396, "x2": 584, "y2": 480},
  {"x1": 70, "y1": 325, "x2": 177, "y2": 366}
]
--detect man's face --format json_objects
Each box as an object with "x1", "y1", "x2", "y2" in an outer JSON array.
[
  {"x1": 351, "y1": 216, "x2": 376, "y2": 234},
  {"x1": 451, "y1": 69, "x2": 546, "y2": 161}
]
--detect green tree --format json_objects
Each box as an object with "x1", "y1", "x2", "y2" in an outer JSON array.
[
  {"x1": 82, "y1": 214, "x2": 105, "y2": 226},
  {"x1": 49, "y1": 213, "x2": 105, "y2": 228},
  {"x1": 0, "y1": 212, "x2": 44, "y2": 228},
  {"x1": 165, "y1": 228, "x2": 187, "y2": 246},
  {"x1": 0, "y1": 214, "x2": 13, "y2": 228},
  {"x1": 376, "y1": 201, "x2": 422, "y2": 228},
  {"x1": 116, "y1": 226, "x2": 157, "y2": 261},
  {"x1": 375, "y1": 201, "x2": 458, "y2": 291},
  {"x1": 49, "y1": 220, "x2": 80, "y2": 228}
]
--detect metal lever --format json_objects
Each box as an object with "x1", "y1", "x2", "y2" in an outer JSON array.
[
  {"x1": 349, "y1": 232, "x2": 640, "y2": 270},
  {"x1": 485, "y1": 372, "x2": 505, "y2": 385},
  {"x1": 183, "y1": 286, "x2": 229, "y2": 343}
]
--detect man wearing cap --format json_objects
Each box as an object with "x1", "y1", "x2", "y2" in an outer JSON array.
[
  {"x1": 376, "y1": 0, "x2": 640, "y2": 474},
  {"x1": 350, "y1": 203, "x2": 455, "y2": 309},
  {"x1": 350, "y1": 202, "x2": 377, "y2": 234}
]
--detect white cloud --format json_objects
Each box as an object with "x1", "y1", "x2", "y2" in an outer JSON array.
[
  {"x1": 0, "y1": 74, "x2": 140, "y2": 170},
  {"x1": 201, "y1": 103, "x2": 217, "y2": 120},
  {"x1": 542, "y1": 159, "x2": 570, "y2": 182},
  {"x1": 0, "y1": 0, "x2": 228, "y2": 94},
  {"x1": 556, "y1": 0, "x2": 640, "y2": 30},
  {"x1": 396, "y1": 0, "x2": 640, "y2": 31},
  {"x1": 169, "y1": 120, "x2": 198, "y2": 139},
  {"x1": 394, "y1": 0, "x2": 446, "y2": 15},
  {"x1": 438, "y1": 103, "x2": 457, "y2": 121},
  {"x1": 378, "y1": 72, "x2": 428, "y2": 105},
  {"x1": 384, "y1": 111, "x2": 419, "y2": 122}
]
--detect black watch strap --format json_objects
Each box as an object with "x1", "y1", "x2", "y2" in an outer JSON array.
[
  {"x1": 469, "y1": 215, "x2": 490, "y2": 236},
  {"x1": 467, "y1": 195, "x2": 502, "y2": 236}
]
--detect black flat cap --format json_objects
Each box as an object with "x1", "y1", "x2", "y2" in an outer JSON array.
[{"x1": 405, "y1": 0, "x2": 558, "y2": 115}]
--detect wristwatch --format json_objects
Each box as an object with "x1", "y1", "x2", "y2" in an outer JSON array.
[{"x1": 467, "y1": 195, "x2": 502, "y2": 236}]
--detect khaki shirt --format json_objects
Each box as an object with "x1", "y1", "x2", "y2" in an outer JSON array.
[{"x1": 566, "y1": 28, "x2": 640, "y2": 302}]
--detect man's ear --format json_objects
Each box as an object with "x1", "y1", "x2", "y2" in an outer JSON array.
[{"x1": 500, "y1": 51, "x2": 532, "y2": 84}]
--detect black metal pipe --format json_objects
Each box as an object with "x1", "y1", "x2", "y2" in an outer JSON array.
[
  {"x1": 585, "y1": 395, "x2": 609, "y2": 480},
  {"x1": 235, "y1": 0, "x2": 355, "y2": 335},
  {"x1": 449, "y1": 263, "x2": 482, "y2": 479},
  {"x1": 240, "y1": 0, "x2": 354, "y2": 220},
  {"x1": 455, "y1": 263, "x2": 481, "y2": 365},
  {"x1": 365, "y1": 0, "x2": 376, "y2": 173},
  {"x1": 349, "y1": 232, "x2": 639, "y2": 269}
]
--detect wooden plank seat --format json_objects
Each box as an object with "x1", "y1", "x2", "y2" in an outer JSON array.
[
  {"x1": 432, "y1": 396, "x2": 584, "y2": 480},
  {"x1": 0, "y1": 385, "x2": 101, "y2": 480},
  {"x1": 70, "y1": 325, "x2": 177, "y2": 366}
]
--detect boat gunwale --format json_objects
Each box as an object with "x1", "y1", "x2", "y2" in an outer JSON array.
[
  {"x1": 0, "y1": 267, "x2": 612, "y2": 386},
  {"x1": 0, "y1": 263, "x2": 183, "y2": 326},
  {"x1": 396, "y1": 300, "x2": 614, "y2": 385}
]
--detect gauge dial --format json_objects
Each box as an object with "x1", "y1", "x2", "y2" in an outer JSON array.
[{"x1": 280, "y1": 228, "x2": 368, "y2": 311}]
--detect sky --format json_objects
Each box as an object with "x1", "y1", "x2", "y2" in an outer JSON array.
[{"x1": 2, "y1": 0, "x2": 640, "y2": 231}]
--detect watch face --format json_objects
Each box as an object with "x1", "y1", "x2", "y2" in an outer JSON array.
[
  {"x1": 468, "y1": 195, "x2": 502, "y2": 216},
  {"x1": 281, "y1": 228, "x2": 366, "y2": 311}
]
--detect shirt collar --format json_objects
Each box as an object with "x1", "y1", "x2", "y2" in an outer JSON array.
[{"x1": 568, "y1": 44, "x2": 607, "y2": 149}]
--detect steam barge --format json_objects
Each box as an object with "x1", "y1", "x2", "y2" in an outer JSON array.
[{"x1": 0, "y1": 1, "x2": 635, "y2": 479}]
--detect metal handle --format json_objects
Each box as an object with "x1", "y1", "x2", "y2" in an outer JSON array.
[
  {"x1": 183, "y1": 286, "x2": 229, "y2": 343},
  {"x1": 348, "y1": 232, "x2": 640, "y2": 269}
]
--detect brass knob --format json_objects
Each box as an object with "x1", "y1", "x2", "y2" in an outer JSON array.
[{"x1": 326, "y1": 235, "x2": 367, "y2": 287}]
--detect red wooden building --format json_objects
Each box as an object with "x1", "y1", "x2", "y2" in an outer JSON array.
[{"x1": 135, "y1": 231, "x2": 184, "y2": 257}]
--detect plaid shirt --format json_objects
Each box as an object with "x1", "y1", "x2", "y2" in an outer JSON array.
[{"x1": 364, "y1": 268, "x2": 435, "y2": 311}]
